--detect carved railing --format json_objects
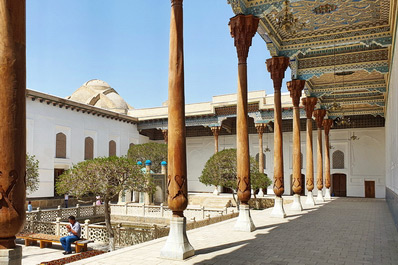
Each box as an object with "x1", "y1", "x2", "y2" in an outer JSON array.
[
  {"x1": 26, "y1": 203, "x2": 105, "y2": 223},
  {"x1": 22, "y1": 212, "x2": 238, "y2": 247},
  {"x1": 110, "y1": 203, "x2": 233, "y2": 220},
  {"x1": 22, "y1": 203, "x2": 238, "y2": 247}
]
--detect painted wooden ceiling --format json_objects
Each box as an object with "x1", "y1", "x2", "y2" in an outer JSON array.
[{"x1": 228, "y1": 0, "x2": 397, "y2": 120}]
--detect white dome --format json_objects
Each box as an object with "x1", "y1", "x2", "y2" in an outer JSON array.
[
  {"x1": 67, "y1": 79, "x2": 132, "y2": 114},
  {"x1": 83, "y1": 79, "x2": 111, "y2": 90}
]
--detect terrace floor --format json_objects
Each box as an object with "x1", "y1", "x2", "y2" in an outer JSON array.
[{"x1": 21, "y1": 197, "x2": 398, "y2": 265}]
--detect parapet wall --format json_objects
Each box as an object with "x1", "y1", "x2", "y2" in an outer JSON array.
[{"x1": 386, "y1": 187, "x2": 398, "y2": 230}]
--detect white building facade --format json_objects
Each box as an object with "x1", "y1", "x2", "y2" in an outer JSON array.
[{"x1": 27, "y1": 79, "x2": 386, "y2": 200}]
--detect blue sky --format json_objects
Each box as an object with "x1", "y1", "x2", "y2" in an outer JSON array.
[{"x1": 27, "y1": 1, "x2": 290, "y2": 109}]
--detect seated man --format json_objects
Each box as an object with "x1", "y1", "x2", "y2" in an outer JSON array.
[{"x1": 60, "y1": 215, "x2": 81, "y2": 255}]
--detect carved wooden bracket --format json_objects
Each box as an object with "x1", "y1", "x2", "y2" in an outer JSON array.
[
  {"x1": 229, "y1": 14, "x2": 259, "y2": 64},
  {"x1": 211, "y1": 126, "x2": 221, "y2": 137},
  {"x1": 313, "y1": 109, "x2": 327, "y2": 128},
  {"x1": 302, "y1": 97, "x2": 318, "y2": 119},
  {"x1": 255, "y1": 123, "x2": 266, "y2": 135},
  {"x1": 287, "y1": 79, "x2": 305, "y2": 107},
  {"x1": 266, "y1": 57, "x2": 290, "y2": 90}
]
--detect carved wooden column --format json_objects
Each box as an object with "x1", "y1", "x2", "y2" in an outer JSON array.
[
  {"x1": 323, "y1": 119, "x2": 333, "y2": 200},
  {"x1": 255, "y1": 124, "x2": 266, "y2": 173},
  {"x1": 0, "y1": 2, "x2": 26, "y2": 260},
  {"x1": 160, "y1": 0, "x2": 194, "y2": 259},
  {"x1": 302, "y1": 97, "x2": 317, "y2": 206},
  {"x1": 256, "y1": 124, "x2": 266, "y2": 197},
  {"x1": 287, "y1": 80, "x2": 305, "y2": 211},
  {"x1": 266, "y1": 56, "x2": 290, "y2": 218},
  {"x1": 211, "y1": 126, "x2": 221, "y2": 153},
  {"x1": 162, "y1": 129, "x2": 168, "y2": 144},
  {"x1": 313, "y1": 109, "x2": 326, "y2": 203},
  {"x1": 229, "y1": 14, "x2": 259, "y2": 231},
  {"x1": 211, "y1": 126, "x2": 221, "y2": 195}
]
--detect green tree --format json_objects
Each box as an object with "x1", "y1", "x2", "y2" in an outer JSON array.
[
  {"x1": 199, "y1": 149, "x2": 271, "y2": 206},
  {"x1": 127, "y1": 143, "x2": 167, "y2": 173},
  {"x1": 26, "y1": 154, "x2": 40, "y2": 195},
  {"x1": 56, "y1": 156, "x2": 155, "y2": 250},
  {"x1": 251, "y1": 171, "x2": 272, "y2": 198}
]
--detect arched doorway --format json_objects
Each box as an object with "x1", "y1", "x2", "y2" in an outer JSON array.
[{"x1": 332, "y1": 173, "x2": 347, "y2": 197}]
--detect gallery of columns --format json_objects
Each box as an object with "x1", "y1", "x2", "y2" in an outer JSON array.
[{"x1": 1, "y1": 0, "x2": 397, "y2": 263}]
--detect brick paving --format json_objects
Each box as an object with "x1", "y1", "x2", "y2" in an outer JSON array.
[{"x1": 23, "y1": 197, "x2": 398, "y2": 265}]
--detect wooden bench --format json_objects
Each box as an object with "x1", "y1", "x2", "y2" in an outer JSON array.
[{"x1": 17, "y1": 233, "x2": 91, "y2": 253}]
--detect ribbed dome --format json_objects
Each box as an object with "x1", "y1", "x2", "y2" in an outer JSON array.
[
  {"x1": 67, "y1": 79, "x2": 132, "y2": 114},
  {"x1": 83, "y1": 79, "x2": 111, "y2": 90}
]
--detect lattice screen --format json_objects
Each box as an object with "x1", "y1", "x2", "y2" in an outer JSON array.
[{"x1": 332, "y1": 150, "x2": 344, "y2": 169}]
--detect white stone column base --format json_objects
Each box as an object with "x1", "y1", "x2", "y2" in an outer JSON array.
[
  {"x1": 213, "y1": 187, "x2": 220, "y2": 195},
  {"x1": 305, "y1": 191, "x2": 316, "y2": 206},
  {"x1": 160, "y1": 216, "x2": 195, "y2": 260},
  {"x1": 316, "y1": 189, "x2": 325, "y2": 203},
  {"x1": 324, "y1": 188, "x2": 331, "y2": 200},
  {"x1": 0, "y1": 245, "x2": 22, "y2": 265},
  {"x1": 234, "y1": 204, "x2": 256, "y2": 232},
  {"x1": 290, "y1": 194, "x2": 303, "y2": 211},
  {"x1": 257, "y1": 188, "x2": 264, "y2": 197},
  {"x1": 270, "y1": 196, "x2": 286, "y2": 218}
]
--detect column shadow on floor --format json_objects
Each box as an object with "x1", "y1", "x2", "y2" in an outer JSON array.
[{"x1": 193, "y1": 198, "x2": 398, "y2": 265}]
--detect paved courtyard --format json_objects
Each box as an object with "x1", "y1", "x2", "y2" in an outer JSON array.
[{"x1": 21, "y1": 197, "x2": 398, "y2": 265}]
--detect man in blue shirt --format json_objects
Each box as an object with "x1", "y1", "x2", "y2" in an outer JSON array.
[{"x1": 60, "y1": 215, "x2": 81, "y2": 254}]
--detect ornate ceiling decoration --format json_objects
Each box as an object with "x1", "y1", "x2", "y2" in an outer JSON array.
[{"x1": 227, "y1": 0, "x2": 396, "y2": 119}]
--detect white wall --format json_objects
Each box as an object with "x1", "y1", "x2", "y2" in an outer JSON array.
[
  {"x1": 186, "y1": 127, "x2": 385, "y2": 198},
  {"x1": 386, "y1": 21, "x2": 398, "y2": 195},
  {"x1": 26, "y1": 99, "x2": 145, "y2": 198}
]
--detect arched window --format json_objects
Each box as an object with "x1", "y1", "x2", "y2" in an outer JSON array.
[
  {"x1": 255, "y1": 153, "x2": 266, "y2": 170},
  {"x1": 333, "y1": 150, "x2": 344, "y2": 169},
  {"x1": 56, "y1": 133, "x2": 66, "y2": 158},
  {"x1": 109, "y1": 140, "x2": 116, "y2": 157},
  {"x1": 85, "y1": 137, "x2": 94, "y2": 160}
]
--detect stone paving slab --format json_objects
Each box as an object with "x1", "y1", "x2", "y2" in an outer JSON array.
[{"x1": 65, "y1": 197, "x2": 398, "y2": 265}]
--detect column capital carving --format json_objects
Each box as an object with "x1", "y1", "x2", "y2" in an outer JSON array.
[
  {"x1": 287, "y1": 79, "x2": 305, "y2": 107},
  {"x1": 211, "y1": 126, "x2": 221, "y2": 136},
  {"x1": 313, "y1": 109, "x2": 326, "y2": 128},
  {"x1": 266, "y1": 56, "x2": 290, "y2": 91},
  {"x1": 229, "y1": 14, "x2": 259, "y2": 64},
  {"x1": 255, "y1": 123, "x2": 266, "y2": 135},
  {"x1": 302, "y1": 97, "x2": 318, "y2": 119},
  {"x1": 171, "y1": 0, "x2": 183, "y2": 6},
  {"x1": 323, "y1": 119, "x2": 333, "y2": 135}
]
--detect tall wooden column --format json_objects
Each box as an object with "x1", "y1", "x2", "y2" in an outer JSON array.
[
  {"x1": 229, "y1": 14, "x2": 259, "y2": 205},
  {"x1": 211, "y1": 126, "x2": 221, "y2": 153},
  {"x1": 0, "y1": 0, "x2": 26, "y2": 251},
  {"x1": 161, "y1": 0, "x2": 194, "y2": 259},
  {"x1": 287, "y1": 80, "x2": 305, "y2": 211},
  {"x1": 256, "y1": 123, "x2": 266, "y2": 197},
  {"x1": 255, "y1": 124, "x2": 266, "y2": 172},
  {"x1": 302, "y1": 97, "x2": 317, "y2": 206},
  {"x1": 323, "y1": 119, "x2": 333, "y2": 200},
  {"x1": 313, "y1": 109, "x2": 326, "y2": 203},
  {"x1": 211, "y1": 126, "x2": 221, "y2": 195},
  {"x1": 230, "y1": 14, "x2": 259, "y2": 231},
  {"x1": 266, "y1": 57, "x2": 289, "y2": 218},
  {"x1": 166, "y1": 0, "x2": 187, "y2": 217}
]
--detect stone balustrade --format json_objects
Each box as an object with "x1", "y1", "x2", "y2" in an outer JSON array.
[
  {"x1": 26, "y1": 203, "x2": 105, "y2": 222},
  {"x1": 110, "y1": 203, "x2": 232, "y2": 220}
]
